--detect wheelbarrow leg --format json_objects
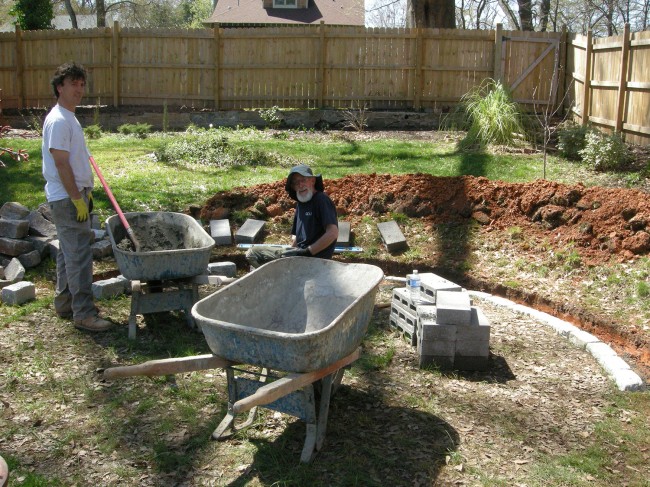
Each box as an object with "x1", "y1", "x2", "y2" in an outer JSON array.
[
  {"x1": 300, "y1": 384, "x2": 318, "y2": 463},
  {"x1": 315, "y1": 373, "x2": 334, "y2": 452}
]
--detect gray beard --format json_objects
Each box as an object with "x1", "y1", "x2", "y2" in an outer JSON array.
[{"x1": 296, "y1": 190, "x2": 313, "y2": 203}]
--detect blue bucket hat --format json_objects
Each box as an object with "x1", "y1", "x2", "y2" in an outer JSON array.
[{"x1": 285, "y1": 164, "x2": 324, "y2": 201}]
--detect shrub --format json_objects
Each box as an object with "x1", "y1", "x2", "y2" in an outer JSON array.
[
  {"x1": 259, "y1": 106, "x2": 283, "y2": 129},
  {"x1": 579, "y1": 131, "x2": 631, "y2": 171},
  {"x1": 117, "y1": 123, "x2": 152, "y2": 138},
  {"x1": 447, "y1": 79, "x2": 525, "y2": 149},
  {"x1": 84, "y1": 124, "x2": 102, "y2": 139},
  {"x1": 557, "y1": 121, "x2": 589, "y2": 160}
]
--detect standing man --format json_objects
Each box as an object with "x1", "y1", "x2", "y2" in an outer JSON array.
[
  {"x1": 42, "y1": 62, "x2": 112, "y2": 332},
  {"x1": 246, "y1": 164, "x2": 339, "y2": 268}
]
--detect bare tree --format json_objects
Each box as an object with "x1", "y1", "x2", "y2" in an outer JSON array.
[
  {"x1": 366, "y1": 0, "x2": 407, "y2": 28},
  {"x1": 406, "y1": 0, "x2": 456, "y2": 28},
  {"x1": 63, "y1": 0, "x2": 79, "y2": 28}
]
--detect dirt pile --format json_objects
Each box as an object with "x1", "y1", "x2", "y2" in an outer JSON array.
[{"x1": 201, "y1": 173, "x2": 650, "y2": 264}]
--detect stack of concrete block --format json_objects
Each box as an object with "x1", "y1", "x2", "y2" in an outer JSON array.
[{"x1": 388, "y1": 271, "x2": 491, "y2": 371}]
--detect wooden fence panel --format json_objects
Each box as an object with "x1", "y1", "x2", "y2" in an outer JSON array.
[{"x1": 625, "y1": 30, "x2": 650, "y2": 144}]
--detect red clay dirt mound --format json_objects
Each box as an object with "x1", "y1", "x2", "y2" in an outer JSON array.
[{"x1": 201, "y1": 173, "x2": 650, "y2": 265}]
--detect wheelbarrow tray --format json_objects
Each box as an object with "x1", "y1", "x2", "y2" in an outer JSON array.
[
  {"x1": 106, "y1": 211, "x2": 214, "y2": 281},
  {"x1": 192, "y1": 258, "x2": 384, "y2": 373}
]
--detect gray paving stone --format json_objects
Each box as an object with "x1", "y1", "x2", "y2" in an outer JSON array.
[
  {"x1": 92, "y1": 276, "x2": 129, "y2": 300},
  {"x1": 337, "y1": 221, "x2": 351, "y2": 246},
  {"x1": 4, "y1": 257, "x2": 25, "y2": 281},
  {"x1": 207, "y1": 261, "x2": 237, "y2": 277},
  {"x1": 0, "y1": 218, "x2": 30, "y2": 239},
  {"x1": 25, "y1": 236, "x2": 53, "y2": 258},
  {"x1": 210, "y1": 219, "x2": 232, "y2": 245},
  {"x1": 235, "y1": 219, "x2": 265, "y2": 244},
  {"x1": 91, "y1": 240, "x2": 113, "y2": 259},
  {"x1": 1, "y1": 281, "x2": 36, "y2": 305},
  {"x1": 568, "y1": 328, "x2": 600, "y2": 349},
  {"x1": 377, "y1": 220, "x2": 407, "y2": 252},
  {"x1": 28, "y1": 211, "x2": 57, "y2": 238},
  {"x1": 612, "y1": 369, "x2": 644, "y2": 391},
  {"x1": 435, "y1": 290, "x2": 472, "y2": 325},
  {"x1": 0, "y1": 237, "x2": 34, "y2": 256},
  {"x1": 18, "y1": 250, "x2": 41, "y2": 269},
  {"x1": 48, "y1": 240, "x2": 60, "y2": 260},
  {"x1": 37, "y1": 202, "x2": 53, "y2": 222},
  {"x1": 92, "y1": 229, "x2": 107, "y2": 241}
]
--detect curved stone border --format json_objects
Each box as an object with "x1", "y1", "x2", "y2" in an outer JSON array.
[{"x1": 469, "y1": 291, "x2": 645, "y2": 392}]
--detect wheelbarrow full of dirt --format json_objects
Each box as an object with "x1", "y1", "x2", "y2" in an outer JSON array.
[
  {"x1": 102, "y1": 258, "x2": 384, "y2": 462},
  {"x1": 105, "y1": 211, "x2": 215, "y2": 338}
]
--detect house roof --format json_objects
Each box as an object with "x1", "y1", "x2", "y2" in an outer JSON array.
[{"x1": 204, "y1": 0, "x2": 365, "y2": 27}]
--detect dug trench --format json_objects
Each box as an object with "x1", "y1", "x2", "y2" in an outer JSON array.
[{"x1": 196, "y1": 173, "x2": 650, "y2": 383}]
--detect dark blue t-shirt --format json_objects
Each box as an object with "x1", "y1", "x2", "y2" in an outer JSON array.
[{"x1": 291, "y1": 191, "x2": 338, "y2": 259}]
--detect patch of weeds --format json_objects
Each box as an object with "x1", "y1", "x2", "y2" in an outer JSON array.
[
  {"x1": 390, "y1": 212, "x2": 409, "y2": 225},
  {"x1": 117, "y1": 123, "x2": 152, "y2": 138},
  {"x1": 84, "y1": 123, "x2": 102, "y2": 139},
  {"x1": 259, "y1": 105, "x2": 283, "y2": 129},
  {"x1": 507, "y1": 225, "x2": 523, "y2": 240},
  {"x1": 503, "y1": 279, "x2": 521, "y2": 289},
  {"x1": 355, "y1": 347, "x2": 395, "y2": 372},
  {"x1": 638, "y1": 280, "x2": 649, "y2": 298},
  {"x1": 232, "y1": 209, "x2": 252, "y2": 225}
]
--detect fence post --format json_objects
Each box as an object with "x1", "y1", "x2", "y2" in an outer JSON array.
[
  {"x1": 318, "y1": 21, "x2": 326, "y2": 108},
  {"x1": 493, "y1": 23, "x2": 503, "y2": 82},
  {"x1": 557, "y1": 25, "x2": 568, "y2": 116},
  {"x1": 581, "y1": 30, "x2": 592, "y2": 127},
  {"x1": 615, "y1": 24, "x2": 631, "y2": 134},
  {"x1": 15, "y1": 26, "x2": 24, "y2": 109},
  {"x1": 213, "y1": 24, "x2": 220, "y2": 110},
  {"x1": 112, "y1": 21, "x2": 120, "y2": 107},
  {"x1": 413, "y1": 27, "x2": 423, "y2": 110}
]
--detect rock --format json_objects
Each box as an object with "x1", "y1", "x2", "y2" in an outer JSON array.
[
  {"x1": 4, "y1": 257, "x2": 25, "y2": 281},
  {"x1": 1, "y1": 281, "x2": 36, "y2": 305},
  {"x1": 0, "y1": 237, "x2": 34, "y2": 256},
  {"x1": 621, "y1": 231, "x2": 650, "y2": 254},
  {"x1": 0, "y1": 218, "x2": 30, "y2": 239},
  {"x1": 532, "y1": 205, "x2": 565, "y2": 229},
  {"x1": 28, "y1": 211, "x2": 57, "y2": 238},
  {"x1": 37, "y1": 202, "x2": 53, "y2": 222},
  {"x1": 472, "y1": 211, "x2": 491, "y2": 225},
  {"x1": 18, "y1": 250, "x2": 42, "y2": 269},
  {"x1": 48, "y1": 240, "x2": 60, "y2": 260},
  {"x1": 0, "y1": 202, "x2": 30, "y2": 220},
  {"x1": 25, "y1": 235, "x2": 53, "y2": 258},
  {"x1": 91, "y1": 240, "x2": 113, "y2": 259}
]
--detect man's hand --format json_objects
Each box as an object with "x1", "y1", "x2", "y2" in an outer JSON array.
[
  {"x1": 71, "y1": 198, "x2": 89, "y2": 222},
  {"x1": 281, "y1": 247, "x2": 310, "y2": 258}
]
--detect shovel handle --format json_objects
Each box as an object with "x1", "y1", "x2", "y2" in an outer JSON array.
[{"x1": 89, "y1": 156, "x2": 141, "y2": 251}]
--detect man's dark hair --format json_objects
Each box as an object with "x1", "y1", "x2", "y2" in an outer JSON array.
[{"x1": 51, "y1": 62, "x2": 87, "y2": 98}]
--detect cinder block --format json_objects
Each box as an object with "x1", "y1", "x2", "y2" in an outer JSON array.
[
  {"x1": 436, "y1": 290, "x2": 472, "y2": 325},
  {"x1": 0, "y1": 218, "x2": 30, "y2": 239},
  {"x1": 1, "y1": 281, "x2": 36, "y2": 305},
  {"x1": 0, "y1": 237, "x2": 34, "y2": 257},
  {"x1": 92, "y1": 275, "x2": 129, "y2": 300},
  {"x1": 18, "y1": 250, "x2": 41, "y2": 269},
  {"x1": 91, "y1": 240, "x2": 113, "y2": 259},
  {"x1": 207, "y1": 261, "x2": 237, "y2": 277},
  {"x1": 0, "y1": 202, "x2": 30, "y2": 220},
  {"x1": 393, "y1": 287, "x2": 433, "y2": 314},
  {"x1": 235, "y1": 219, "x2": 265, "y2": 244},
  {"x1": 418, "y1": 338, "x2": 456, "y2": 357},
  {"x1": 455, "y1": 339, "x2": 490, "y2": 357},
  {"x1": 377, "y1": 221, "x2": 407, "y2": 252},
  {"x1": 210, "y1": 219, "x2": 232, "y2": 245},
  {"x1": 418, "y1": 319, "x2": 456, "y2": 343},
  {"x1": 337, "y1": 221, "x2": 351, "y2": 246},
  {"x1": 419, "y1": 272, "x2": 462, "y2": 302}
]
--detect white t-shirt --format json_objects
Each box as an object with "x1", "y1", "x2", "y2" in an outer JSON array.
[{"x1": 42, "y1": 104, "x2": 93, "y2": 202}]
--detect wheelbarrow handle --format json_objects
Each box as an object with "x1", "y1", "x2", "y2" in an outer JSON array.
[
  {"x1": 102, "y1": 354, "x2": 231, "y2": 380},
  {"x1": 232, "y1": 348, "x2": 360, "y2": 414}
]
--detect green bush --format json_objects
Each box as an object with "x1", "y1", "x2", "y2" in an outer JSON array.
[
  {"x1": 84, "y1": 124, "x2": 102, "y2": 139},
  {"x1": 579, "y1": 130, "x2": 631, "y2": 171},
  {"x1": 259, "y1": 106, "x2": 283, "y2": 129},
  {"x1": 447, "y1": 79, "x2": 525, "y2": 149},
  {"x1": 557, "y1": 121, "x2": 589, "y2": 160},
  {"x1": 117, "y1": 123, "x2": 152, "y2": 138}
]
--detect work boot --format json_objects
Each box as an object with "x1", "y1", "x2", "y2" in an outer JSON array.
[{"x1": 74, "y1": 315, "x2": 113, "y2": 332}]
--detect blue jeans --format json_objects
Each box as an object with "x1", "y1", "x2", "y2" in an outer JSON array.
[{"x1": 49, "y1": 193, "x2": 96, "y2": 320}]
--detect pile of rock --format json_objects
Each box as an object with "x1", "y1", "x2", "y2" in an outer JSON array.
[{"x1": 0, "y1": 201, "x2": 113, "y2": 305}]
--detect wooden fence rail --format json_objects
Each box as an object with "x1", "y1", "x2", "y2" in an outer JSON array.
[{"x1": 0, "y1": 23, "x2": 649, "y2": 145}]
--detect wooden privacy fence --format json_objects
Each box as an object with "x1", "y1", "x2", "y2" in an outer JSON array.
[
  {"x1": 567, "y1": 26, "x2": 650, "y2": 146},
  {"x1": 0, "y1": 23, "x2": 562, "y2": 112}
]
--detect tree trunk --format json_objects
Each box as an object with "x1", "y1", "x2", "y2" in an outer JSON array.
[
  {"x1": 539, "y1": 0, "x2": 551, "y2": 31},
  {"x1": 497, "y1": 0, "x2": 520, "y2": 29},
  {"x1": 406, "y1": 0, "x2": 456, "y2": 28},
  {"x1": 517, "y1": 0, "x2": 534, "y2": 30},
  {"x1": 96, "y1": 0, "x2": 106, "y2": 28},
  {"x1": 64, "y1": 0, "x2": 78, "y2": 29}
]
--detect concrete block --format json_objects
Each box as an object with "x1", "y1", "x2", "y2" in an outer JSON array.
[
  {"x1": 92, "y1": 229, "x2": 107, "y2": 241},
  {"x1": 1, "y1": 281, "x2": 36, "y2": 305},
  {"x1": 207, "y1": 261, "x2": 237, "y2": 277},
  {"x1": 92, "y1": 275, "x2": 129, "y2": 300},
  {"x1": 4, "y1": 257, "x2": 25, "y2": 281},
  {"x1": 436, "y1": 290, "x2": 472, "y2": 325},
  {"x1": 393, "y1": 287, "x2": 433, "y2": 314},
  {"x1": 235, "y1": 219, "x2": 265, "y2": 244},
  {"x1": 455, "y1": 339, "x2": 490, "y2": 357},
  {"x1": 612, "y1": 369, "x2": 644, "y2": 392},
  {"x1": 18, "y1": 250, "x2": 41, "y2": 269},
  {"x1": 568, "y1": 329, "x2": 600, "y2": 349},
  {"x1": 453, "y1": 355, "x2": 489, "y2": 371},
  {"x1": 377, "y1": 220, "x2": 407, "y2": 252},
  {"x1": 0, "y1": 218, "x2": 30, "y2": 239},
  {"x1": 419, "y1": 272, "x2": 462, "y2": 302},
  {"x1": 210, "y1": 219, "x2": 232, "y2": 245},
  {"x1": 91, "y1": 240, "x2": 113, "y2": 259},
  {"x1": 28, "y1": 211, "x2": 57, "y2": 238},
  {"x1": 599, "y1": 355, "x2": 632, "y2": 377},
  {"x1": 419, "y1": 354, "x2": 455, "y2": 369},
  {"x1": 455, "y1": 308, "x2": 491, "y2": 342},
  {"x1": 586, "y1": 341, "x2": 618, "y2": 361},
  {"x1": 0, "y1": 202, "x2": 30, "y2": 220},
  {"x1": 25, "y1": 236, "x2": 53, "y2": 258},
  {"x1": 0, "y1": 237, "x2": 34, "y2": 257},
  {"x1": 337, "y1": 221, "x2": 351, "y2": 246},
  {"x1": 418, "y1": 337, "x2": 456, "y2": 357},
  {"x1": 389, "y1": 303, "x2": 417, "y2": 345},
  {"x1": 419, "y1": 320, "x2": 456, "y2": 342}
]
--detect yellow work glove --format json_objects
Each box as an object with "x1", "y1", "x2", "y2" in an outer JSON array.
[{"x1": 71, "y1": 198, "x2": 89, "y2": 222}]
